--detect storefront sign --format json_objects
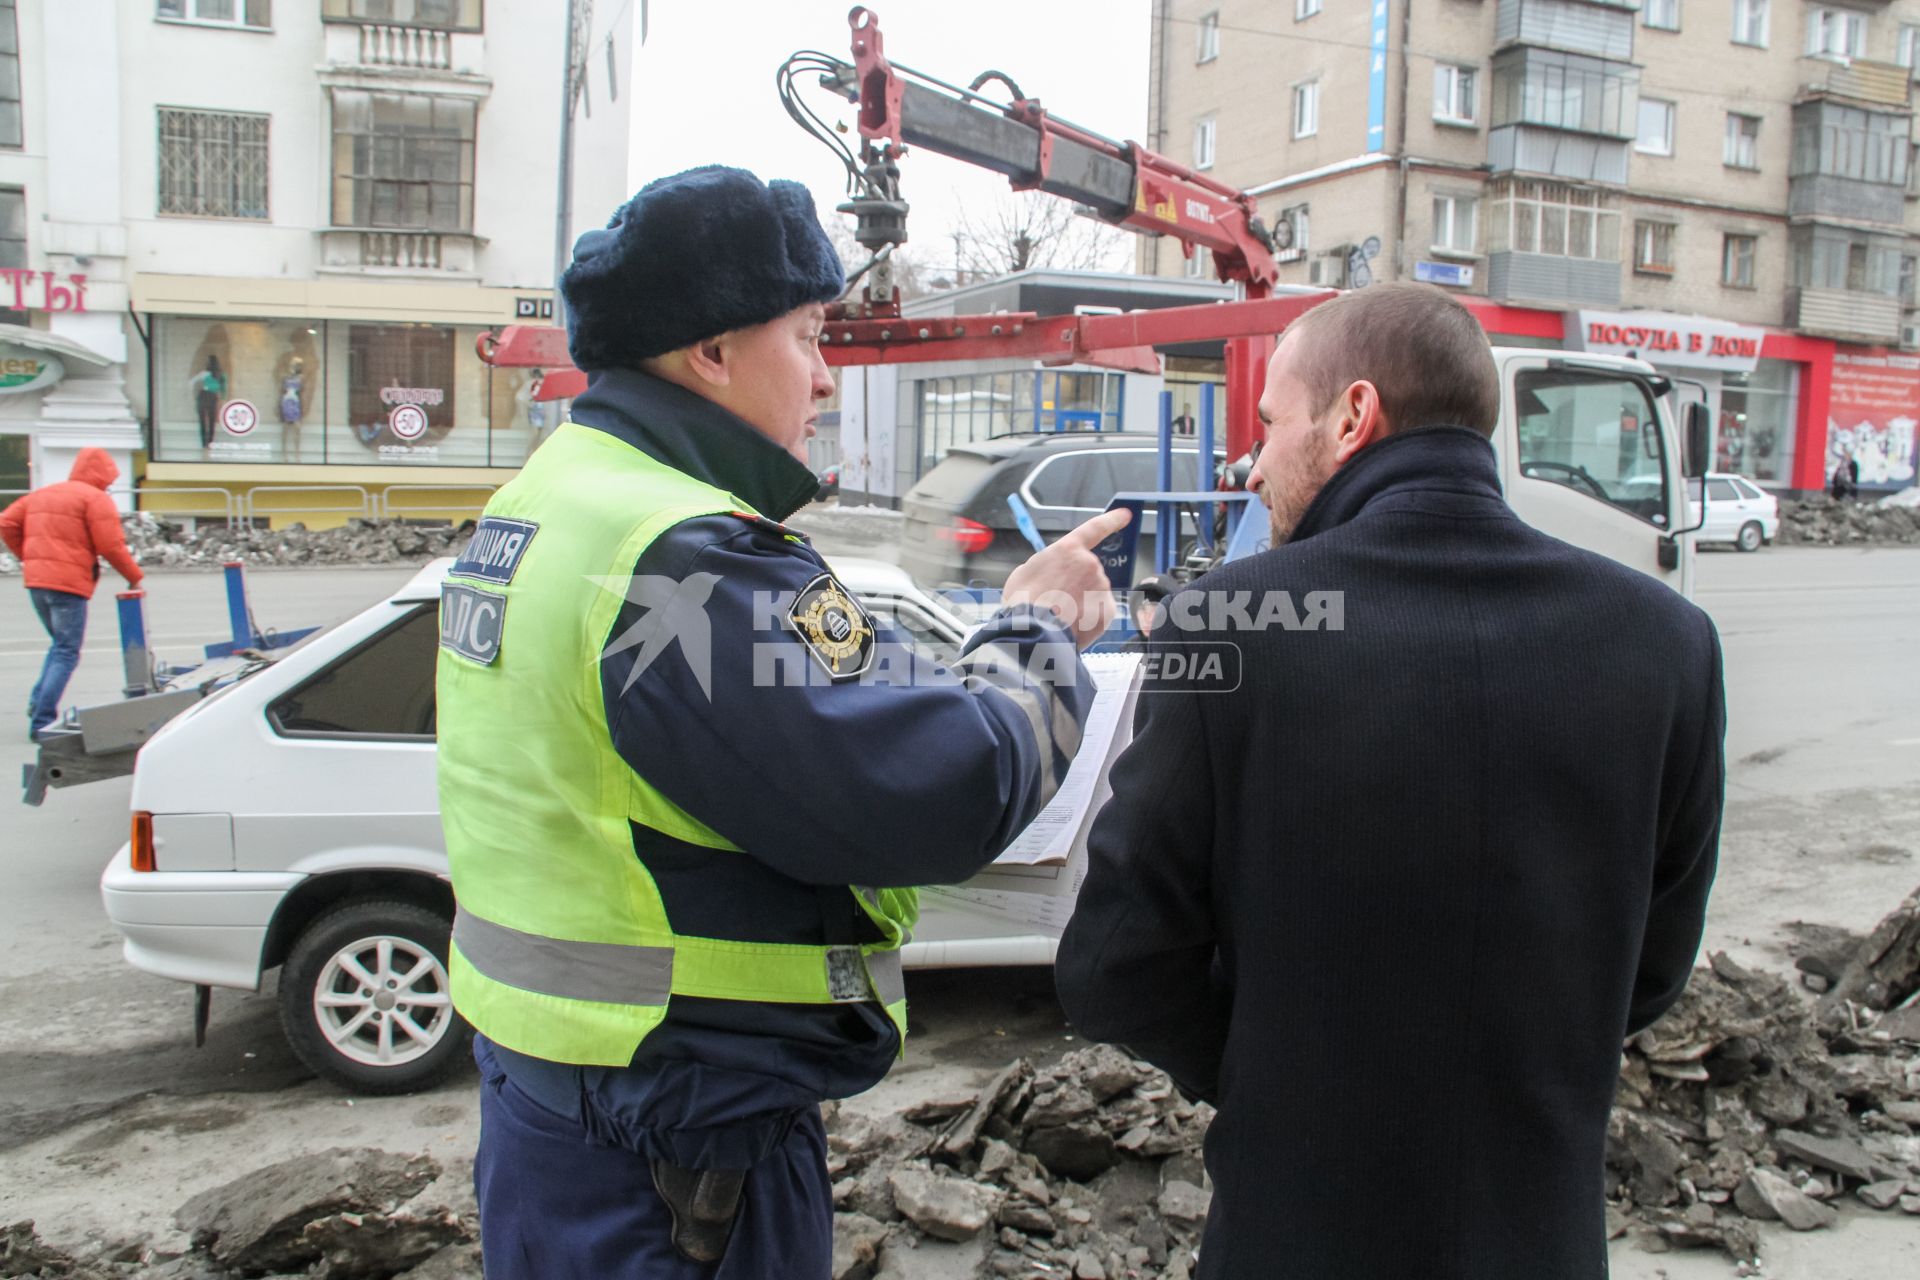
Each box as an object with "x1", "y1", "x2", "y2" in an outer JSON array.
[
  {"x1": 0, "y1": 346, "x2": 65, "y2": 396},
  {"x1": 1827, "y1": 349, "x2": 1919, "y2": 492},
  {"x1": 380, "y1": 386, "x2": 445, "y2": 407},
  {"x1": 1414, "y1": 261, "x2": 1474, "y2": 288},
  {"x1": 389, "y1": 403, "x2": 430, "y2": 441},
  {"x1": 1566, "y1": 310, "x2": 1766, "y2": 374},
  {"x1": 0, "y1": 269, "x2": 89, "y2": 313},
  {"x1": 220, "y1": 400, "x2": 258, "y2": 435},
  {"x1": 514, "y1": 297, "x2": 555, "y2": 320}
]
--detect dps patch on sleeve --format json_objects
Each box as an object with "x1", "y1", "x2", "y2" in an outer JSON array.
[
  {"x1": 440, "y1": 582, "x2": 507, "y2": 666},
  {"x1": 787, "y1": 573, "x2": 875, "y2": 680}
]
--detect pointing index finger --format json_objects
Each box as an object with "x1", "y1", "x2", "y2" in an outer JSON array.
[{"x1": 1057, "y1": 506, "x2": 1134, "y2": 550}]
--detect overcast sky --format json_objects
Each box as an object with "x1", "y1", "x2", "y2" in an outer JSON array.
[{"x1": 622, "y1": 0, "x2": 1152, "y2": 275}]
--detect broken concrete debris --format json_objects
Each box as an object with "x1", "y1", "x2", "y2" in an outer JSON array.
[{"x1": 1775, "y1": 494, "x2": 1920, "y2": 546}]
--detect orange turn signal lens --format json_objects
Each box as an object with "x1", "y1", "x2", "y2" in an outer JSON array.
[{"x1": 131, "y1": 811, "x2": 156, "y2": 872}]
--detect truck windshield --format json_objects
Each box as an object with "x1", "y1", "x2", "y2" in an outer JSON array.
[{"x1": 1513, "y1": 368, "x2": 1670, "y2": 528}]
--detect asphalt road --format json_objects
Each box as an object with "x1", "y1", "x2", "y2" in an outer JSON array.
[{"x1": 1, "y1": 548, "x2": 1917, "y2": 1275}]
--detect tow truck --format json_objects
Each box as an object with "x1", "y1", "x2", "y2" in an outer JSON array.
[{"x1": 483, "y1": 5, "x2": 1712, "y2": 600}]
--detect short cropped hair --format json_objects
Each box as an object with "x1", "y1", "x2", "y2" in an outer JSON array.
[{"x1": 1284, "y1": 283, "x2": 1500, "y2": 438}]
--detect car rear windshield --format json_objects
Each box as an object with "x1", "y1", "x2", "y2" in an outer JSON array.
[
  {"x1": 908, "y1": 452, "x2": 996, "y2": 505},
  {"x1": 269, "y1": 603, "x2": 438, "y2": 739}
]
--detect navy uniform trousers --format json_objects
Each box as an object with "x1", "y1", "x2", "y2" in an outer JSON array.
[{"x1": 473, "y1": 1039, "x2": 832, "y2": 1279}]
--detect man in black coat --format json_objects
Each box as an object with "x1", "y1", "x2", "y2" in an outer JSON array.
[{"x1": 1055, "y1": 283, "x2": 1724, "y2": 1279}]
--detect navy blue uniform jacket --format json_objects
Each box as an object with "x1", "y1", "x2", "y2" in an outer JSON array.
[{"x1": 1055, "y1": 428, "x2": 1724, "y2": 1280}]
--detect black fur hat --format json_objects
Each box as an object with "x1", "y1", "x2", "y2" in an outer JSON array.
[{"x1": 560, "y1": 165, "x2": 846, "y2": 371}]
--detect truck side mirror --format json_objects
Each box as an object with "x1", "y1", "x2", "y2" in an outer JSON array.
[{"x1": 1683, "y1": 401, "x2": 1711, "y2": 480}]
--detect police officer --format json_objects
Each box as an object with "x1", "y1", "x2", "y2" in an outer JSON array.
[{"x1": 437, "y1": 165, "x2": 1127, "y2": 1278}]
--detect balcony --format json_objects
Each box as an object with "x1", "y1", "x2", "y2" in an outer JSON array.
[
  {"x1": 1487, "y1": 253, "x2": 1622, "y2": 307},
  {"x1": 1800, "y1": 57, "x2": 1912, "y2": 109},
  {"x1": 1788, "y1": 99, "x2": 1912, "y2": 225},
  {"x1": 1495, "y1": 0, "x2": 1636, "y2": 61},
  {"x1": 316, "y1": 228, "x2": 482, "y2": 278},
  {"x1": 320, "y1": 20, "x2": 487, "y2": 83},
  {"x1": 1786, "y1": 287, "x2": 1902, "y2": 343},
  {"x1": 1489, "y1": 46, "x2": 1638, "y2": 182}
]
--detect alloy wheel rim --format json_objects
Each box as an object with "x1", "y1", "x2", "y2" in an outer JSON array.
[{"x1": 312, "y1": 934, "x2": 454, "y2": 1068}]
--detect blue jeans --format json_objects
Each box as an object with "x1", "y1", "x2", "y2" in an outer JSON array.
[{"x1": 27, "y1": 588, "x2": 87, "y2": 737}]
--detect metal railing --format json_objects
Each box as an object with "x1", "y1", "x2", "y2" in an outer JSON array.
[
  {"x1": 241, "y1": 486, "x2": 373, "y2": 525},
  {"x1": 377, "y1": 484, "x2": 498, "y2": 522}
]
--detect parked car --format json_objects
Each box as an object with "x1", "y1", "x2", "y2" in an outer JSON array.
[
  {"x1": 900, "y1": 432, "x2": 1224, "y2": 588},
  {"x1": 1689, "y1": 473, "x2": 1779, "y2": 552},
  {"x1": 100, "y1": 557, "x2": 1058, "y2": 1094},
  {"x1": 815, "y1": 463, "x2": 840, "y2": 503}
]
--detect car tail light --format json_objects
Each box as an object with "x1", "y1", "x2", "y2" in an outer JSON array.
[
  {"x1": 131, "y1": 811, "x2": 156, "y2": 872},
  {"x1": 937, "y1": 517, "x2": 994, "y2": 556}
]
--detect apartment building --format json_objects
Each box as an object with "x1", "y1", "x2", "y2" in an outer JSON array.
[
  {"x1": 0, "y1": 0, "x2": 632, "y2": 521},
  {"x1": 1146, "y1": 0, "x2": 1920, "y2": 495}
]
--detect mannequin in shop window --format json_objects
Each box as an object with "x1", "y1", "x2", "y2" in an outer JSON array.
[
  {"x1": 191, "y1": 356, "x2": 227, "y2": 448},
  {"x1": 279, "y1": 358, "x2": 306, "y2": 462}
]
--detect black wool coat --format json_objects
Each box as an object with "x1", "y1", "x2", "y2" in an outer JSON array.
[{"x1": 1055, "y1": 427, "x2": 1725, "y2": 1280}]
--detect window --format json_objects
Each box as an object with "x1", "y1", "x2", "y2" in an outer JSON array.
[
  {"x1": 1296, "y1": 0, "x2": 1321, "y2": 19},
  {"x1": 156, "y1": 0, "x2": 272, "y2": 27},
  {"x1": 270, "y1": 604, "x2": 438, "y2": 739},
  {"x1": 321, "y1": 0, "x2": 481, "y2": 28},
  {"x1": 158, "y1": 109, "x2": 270, "y2": 221},
  {"x1": 1027, "y1": 448, "x2": 1207, "y2": 511},
  {"x1": 1513, "y1": 368, "x2": 1670, "y2": 528},
  {"x1": 1806, "y1": 7, "x2": 1868, "y2": 59},
  {"x1": 1434, "y1": 65, "x2": 1477, "y2": 125},
  {"x1": 1723, "y1": 233, "x2": 1757, "y2": 287},
  {"x1": 0, "y1": 1, "x2": 19, "y2": 149},
  {"x1": 1792, "y1": 226, "x2": 1900, "y2": 294},
  {"x1": 1193, "y1": 115, "x2": 1216, "y2": 170},
  {"x1": 1490, "y1": 48, "x2": 1637, "y2": 139},
  {"x1": 1432, "y1": 194, "x2": 1477, "y2": 254},
  {"x1": 1718, "y1": 360, "x2": 1798, "y2": 482},
  {"x1": 1485, "y1": 180, "x2": 1621, "y2": 261},
  {"x1": 1733, "y1": 0, "x2": 1769, "y2": 48},
  {"x1": 1634, "y1": 221, "x2": 1676, "y2": 273},
  {"x1": 1293, "y1": 80, "x2": 1319, "y2": 139},
  {"x1": 1184, "y1": 246, "x2": 1212, "y2": 278},
  {"x1": 1197, "y1": 10, "x2": 1220, "y2": 63},
  {"x1": 1901, "y1": 254, "x2": 1916, "y2": 307},
  {"x1": 0, "y1": 188, "x2": 23, "y2": 268},
  {"x1": 1790, "y1": 104, "x2": 1909, "y2": 186},
  {"x1": 1636, "y1": 98, "x2": 1675, "y2": 156},
  {"x1": 1644, "y1": 0, "x2": 1679, "y2": 31},
  {"x1": 331, "y1": 90, "x2": 476, "y2": 231},
  {"x1": 1901, "y1": 25, "x2": 1920, "y2": 75},
  {"x1": 1724, "y1": 113, "x2": 1761, "y2": 169}
]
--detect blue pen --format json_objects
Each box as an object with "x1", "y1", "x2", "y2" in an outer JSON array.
[{"x1": 1005, "y1": 493, "x2": 1048, "y2": 552}]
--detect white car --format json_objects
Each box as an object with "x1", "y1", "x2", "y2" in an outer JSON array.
[
  {"x1": 1688, "y1": 473, "x2": 1780, "y2": 552},
  {"x1": 100, "y1": 557, "x2": 1058, "y2": 1094}
]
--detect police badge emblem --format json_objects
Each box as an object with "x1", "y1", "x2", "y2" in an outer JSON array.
[{"x1": 788, "y1": 573, "x2": 876, "y2": 680}]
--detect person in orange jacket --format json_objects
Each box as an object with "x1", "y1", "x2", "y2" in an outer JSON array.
[{"x1": 0, "y1": 447, "x2": 143, "y2": 739}]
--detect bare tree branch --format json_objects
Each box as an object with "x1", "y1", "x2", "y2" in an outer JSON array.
[{"x1": 948, "y1": 193, "x2": 1132, "y2": 281}]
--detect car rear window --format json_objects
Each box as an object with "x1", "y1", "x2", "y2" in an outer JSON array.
[
  {"x1": 908, "y1": 452, "x2": 996, "y2": 505},
  {"x1": 269, "y1": 603, "x2": 438, "y2": 739},
  {"x1": 1027, "y1": 449, "x2": 1202, "y2": 510}
]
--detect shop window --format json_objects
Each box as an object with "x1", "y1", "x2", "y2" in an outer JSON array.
[
  {"x1": 158, "y1": 108, "x2": 270, "y2": 221},
  {"x1": 154, "y1": 317, "x2": 325, "y2": 464},
  {"x1": 156, "y1": 0, "x2": 273, "y2": 27},
  {"x1": 1722, "y1": 233, "x2": 1757, "y2": 288},
  {"x1": 321, "y1": 0, "x2": 482, "y2": 30},
  {"x1": 1196, "y1": 10, "x2": 1219, "y2": 64},
  {"x1": 0, "y1": 1, "x2": 19, "y2": 149},
  {"x1": 1717, "y1": 360, "x2": 1798, "y2": 482},
  {"x1": 1733, "y1": 0, "x2": 1769, "y2": 49},
  {"x1": 330, "y1": 90, "x2": 476, "y2": 232},
  {"x1": 1633, "y1": 221, "x2": 1676, "y2": 274},
  {"x1": 1636, "y1": 99, "x2": 1675, "y2": 157},
  {"x1": 1724, "y1": 114, "x2": 1761, "y2": 170}
]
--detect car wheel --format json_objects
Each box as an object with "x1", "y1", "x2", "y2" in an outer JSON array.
[
  {"x1": 279, "y1": 898, "x2": 470, "y2": 1095},
  {"x1": 1736, "y1": 521, "x2": 1764, "y2": 553}
]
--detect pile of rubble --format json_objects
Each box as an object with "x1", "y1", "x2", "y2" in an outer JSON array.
[
  {"x1": 824, "y1": 1044, "x2": 1214, "y2": 1280},
  {"x1": 0, "y1": 515, "x2": 470, "y2": 577},
  {"x1": 1775, "y1": 494, "x2": 1920, "y2": 546},
  {"x1": 1, "y1": 1149, "x2": 479, "y2": 1280},
  {"x1": 1606, "y1": 887, "x2": 1920, "y2": 1266}
]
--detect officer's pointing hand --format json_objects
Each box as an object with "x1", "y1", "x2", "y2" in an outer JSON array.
[{"x1": 1002, "y1": 507, "x2": 1132, "y2": 651}]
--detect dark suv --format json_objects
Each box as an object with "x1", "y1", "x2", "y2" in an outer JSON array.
[{"x1": 900, "y1": 433, "x2": 1222, "y2": 588}]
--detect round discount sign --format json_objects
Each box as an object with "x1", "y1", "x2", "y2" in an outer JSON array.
[
  {"x1": 389, "y1": 403, "x2": 430, "y2": 441},
  {"x1": 220, "y1": 400, "x2": 258, "y2": 436}
]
